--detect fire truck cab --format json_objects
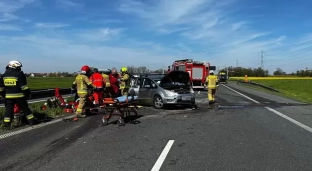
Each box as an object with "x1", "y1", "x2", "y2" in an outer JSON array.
[{"x1": 168, "y1": 59, "x2": 216, "y2": 89}]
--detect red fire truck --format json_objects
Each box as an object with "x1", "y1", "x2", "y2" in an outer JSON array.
[{"x1": 168, "y1": 59, "x2": 216, "y2": 89}]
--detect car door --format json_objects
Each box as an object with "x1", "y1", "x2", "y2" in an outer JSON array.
[
  {"x1": 138, "y1": 78, "x2": 156, "y2": 105},
  {"x1": 138, "y1": 78, "x2": 149, "y2": 105},
  {"x1": 129, "y1": 78, "x2": 141, "y2": 96}
]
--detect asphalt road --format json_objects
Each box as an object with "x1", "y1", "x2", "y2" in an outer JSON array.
[{"x1": 1, "y1": 82, "x2": 312, "y2": 171}]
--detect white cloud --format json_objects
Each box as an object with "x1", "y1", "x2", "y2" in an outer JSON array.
[
  {"x1": 118, "y1": 0, "x2": 306, "y2": 73},
  {"x1": 34, "y1": 23, "x2": 70, "y2": 28},
  {"x1": 56, "y1": 0, "x2": 84, "y2": 8},
  {"x1": 0, "y1": 13, "x2": 19, "y2": 22},
  {"x1": 0, "y1": 0, "x2": 35, "y2": 13},
  {"x1": 76, "y1": 28, "x2": 124, "y2": 41},
  {"x1": 0, "y1": 24, "x2": 21, "y2": 31}
]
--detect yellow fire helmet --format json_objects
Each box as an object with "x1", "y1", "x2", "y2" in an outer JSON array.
[{"x1": 121, "y1": 67, "x2": 127, "y2": 72}]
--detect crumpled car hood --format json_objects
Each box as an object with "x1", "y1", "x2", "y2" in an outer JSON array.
[{"x1": 159, "y1": 71, "x2": 190, "y2": 88}]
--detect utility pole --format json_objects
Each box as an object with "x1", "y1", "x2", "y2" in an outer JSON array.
[
  {"x1": 236, "y1": 60, "x2": 238, "y2": 67},
  {"x1": 226, "y1": 65, "x2": 229, "y2": 79},
  {"x1": 260, "y1": 50, "x2": 266, "y2": 70}
]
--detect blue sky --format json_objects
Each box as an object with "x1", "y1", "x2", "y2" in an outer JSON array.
[{"x1": 0, "y1": 0, "x2": 312, "y2": 73}]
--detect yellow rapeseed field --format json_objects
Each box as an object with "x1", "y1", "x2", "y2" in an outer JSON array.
[{"x1": 230, "y1": 76, "x2": 312, "y2": 80}]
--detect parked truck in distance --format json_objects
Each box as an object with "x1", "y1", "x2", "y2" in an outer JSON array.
[{"x1": 218, "y1": 71, "x2": 228, "y2": 84}]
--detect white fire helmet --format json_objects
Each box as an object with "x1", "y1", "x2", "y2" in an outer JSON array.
[{"x1": 8, "y1": 60, "x2": 23, "y2": 69}]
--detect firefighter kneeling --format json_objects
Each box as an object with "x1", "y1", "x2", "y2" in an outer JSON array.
[
  {"x1": 206, "y1": 70, "x2": 219, "y2": 105},
  {"x1": 90, "y1": 68, "x2": 105, "y2": 106},
  {"x1": 119, "y1": 67, "x2": 130, "y2": 95},
  {"x1": 72, "y1": 65, "x2": 96, "y2": 118},
  {"x1": 0, "y1": 60, "x2": 34, "y2": 128}
]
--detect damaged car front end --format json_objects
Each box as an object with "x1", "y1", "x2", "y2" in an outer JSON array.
[{"x1": 130, "y1": 71, "x2": 195, "y2": 109}]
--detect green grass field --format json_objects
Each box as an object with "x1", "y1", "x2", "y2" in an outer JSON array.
[
  {"x1": 230, "y1": 77, "x2": 312, "y2": 103},
  {"x1": 0, "y1": 96, "x2": 75, "y2": 130},
  {"x1": 27, "y1": 77, "x2": 74, "y2": 90}
]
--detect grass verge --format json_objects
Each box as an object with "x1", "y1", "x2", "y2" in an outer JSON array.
[
  {"x1": 0, "y1": 96, "x2": 75, "y2": 131},
  {"x1": 27, "y1": 77, "x2": 74, "y2": 90},
  {"x1": 233, "y1": 79, "x2": 312, "y2": 104}
]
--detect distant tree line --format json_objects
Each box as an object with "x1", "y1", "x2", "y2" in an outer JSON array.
[
  {"x1": 273, "y1": 67, "x2": 312, "y2": 77},
  {"x1": 24, "y1": 72, "x2": 77, "y2": 77},
  {"x1": 226, "y1": 67, "x2": 269, "y2": 77},
  {"x1": 3, "y1": 65, "x2": 309, "y2": 78},
  {"x1": 126, "y1": 66, "x2": 166, "y2": 75}
]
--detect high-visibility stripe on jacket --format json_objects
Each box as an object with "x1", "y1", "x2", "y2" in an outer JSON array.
[
  {"x1": 0, "y1": 68, "x2": 29, "y2": 99},
  {"x1": 206, "y1": 75, "x2": 218, "y2": 89},
  {"x1": 90, "y1": 73, "x2": 105, "y2": 88},
  {"x1": 73, "y1": 74, "x2": 93, "y2": 94},
  {"x1": 102, "y1": 74, "x2": 110, "y2": 87},
  {"x1": 120, "y1": 73, "x2": 130, "y2": 89}
]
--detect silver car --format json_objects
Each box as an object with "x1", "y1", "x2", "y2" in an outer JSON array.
[{"x1": 129, "y1": 71, "x2": 195, "y2": 109}]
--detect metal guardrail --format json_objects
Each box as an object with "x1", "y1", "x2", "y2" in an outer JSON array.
[
  {"x1": 0, "y1": 88, "x2": 71, "y2": 104},
  {"x1": 236, "y1": 80, "x2": 280, "y2": 92}
]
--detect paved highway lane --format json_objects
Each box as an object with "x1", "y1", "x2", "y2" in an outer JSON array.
[{"x1": 1, "y1": 83, "x2": 312, "y2": 171}]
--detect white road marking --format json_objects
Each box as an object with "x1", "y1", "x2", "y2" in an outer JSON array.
[
  {"x1": 265, "y1": 107, "x2": 312, "y2": 133},
  {"x1": 222, "y1": 84, "x2": 312, "y2": 134},
  {"x1": 221, "y1": 84, "x2": 260, "y2": 104},
  {"x1": 0, "y1": 115, "x2": 76, "y2": 140},
  {"x1": 151, "y1": 140, "x2": 175, "y2": 171}
]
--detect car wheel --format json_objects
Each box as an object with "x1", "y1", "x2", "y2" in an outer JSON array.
[{"x1": 154, "y1": 95, "x2": 164, "y2": 109}]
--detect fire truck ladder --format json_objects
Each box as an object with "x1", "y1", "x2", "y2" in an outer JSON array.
[{"x1": 174, "y1": 59, "x2": 193, "y2": 63}]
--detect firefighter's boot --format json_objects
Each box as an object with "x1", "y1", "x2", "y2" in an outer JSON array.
[
  {"x1": 76, "y1": 114, "x2": 87, "y2": 118},
  {"x1": 27, "y1": 118, "x2": 34, "y2": 125},
  {"x1": 3, "y1": 122, "x2": 11, "y2": 130}
]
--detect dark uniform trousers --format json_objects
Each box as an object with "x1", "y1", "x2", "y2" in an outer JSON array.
[{"x1": 4, "y1": 97, "x2": 33, "y2": 124}]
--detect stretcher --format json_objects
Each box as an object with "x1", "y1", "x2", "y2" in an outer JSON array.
[{"x1": 101, "y1": 95, "x2": 139, "y2": 126}]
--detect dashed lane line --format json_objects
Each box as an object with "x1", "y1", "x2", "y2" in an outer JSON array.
[
  {"x1": 222, "y1": 84, "x2": 312, "y2": 134},
  {"x1": 151, "y1": 140, "x2": 175, "y2": 171}
]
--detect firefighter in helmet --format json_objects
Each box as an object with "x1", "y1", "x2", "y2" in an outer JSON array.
[
  {"x1": 89, "y1": 68, "x2": 105, "y2": 106},
  {"x1": 119, "y1": 67, "x2": 130, "y2": 95},
  {"x1": 0, "y1": 60, "x2": 34, "y2": 128},
  {"x1": 205, "y1": 70, "x2": 219, "y2": 105},
  {"x1": 72, "y1": 65, "x2": 96, "y2": 117},
  {"x1": 102, "y1": 70, "x2": 111, "y2": 98}
]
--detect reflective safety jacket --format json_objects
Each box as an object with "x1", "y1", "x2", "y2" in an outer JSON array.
[
  {"x1": 72, "y1": 74, "x2": 95, "y2": 94},
  {"x1": 120, "y1": 73, "x2": 130, "y2": 89},
  {"x1": 0, "y1": 68, "x2": 30, "y2": 98},
  {"x1": 90, "y1": 73, "x2": 105, "y2": 88},
  {"x1": 206, "y1": 75, "x2": 219, "y2": 89},
  {"x1": 102, "y1": 73, "x2": 110, "y2": 87}
]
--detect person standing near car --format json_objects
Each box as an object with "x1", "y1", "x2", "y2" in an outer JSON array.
[
  {"x1": 102, "y1": 69, "x2": 111, "y2": 98},
  {"x1": 205, "y1": 70, "x2": 219, "y2": 105},
  {"x1": 72, "y1": 65, "x2": 96, "y2": 118},
  {"x1": 0, "y1": 60, "x2": 34, "y2": 129},
  {"x1": 109, "y1": 68, "x2": 120, "y2": 97},
  {"x1": 119, "y1": 67, "x2": 130, "y2": 96},
  {"x1": 89, "y1": 68, "x2": 105, "y2": 106}
]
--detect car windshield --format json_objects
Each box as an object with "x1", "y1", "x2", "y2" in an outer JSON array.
[{"x1": 148, "y1": 75, "x2": 165, "y2": 84}]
